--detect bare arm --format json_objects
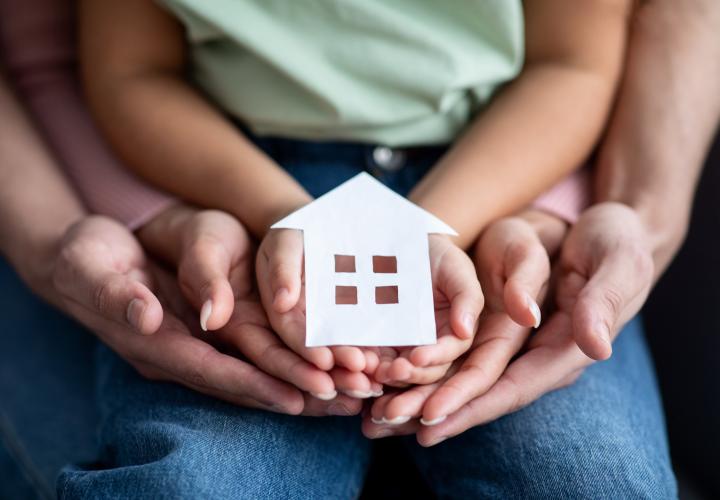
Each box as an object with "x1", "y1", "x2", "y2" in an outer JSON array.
[
  {"x1": 78, "y1": 0, "x2": 311, "y2": 239},
  {"x1": 0, "y1": 70, "x2": 85, "y2": 300},
  {"x1": 595, "y1": 0, "x2": 720, "y2": 277},
  {"x1": 410, "y1": 0, "x2": 632, "y2": 247}
]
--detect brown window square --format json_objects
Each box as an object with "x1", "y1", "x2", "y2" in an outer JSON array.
[
  {"x1": 375, "y1": 285, "x2": 399, "y2": 304},
  {"x1": 335, "y1": 286, "x2": 358, "y2": 305},
  {"x1": 334, "y1": 254, "x2": 356, "y2": 273},
  {"x1": 372, "y1": 255, "x2": 397, "y2": 273}
]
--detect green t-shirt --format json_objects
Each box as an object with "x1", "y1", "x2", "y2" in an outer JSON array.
[{"x1": 161, "y1": 0, "x2": 524, "y2": 146}]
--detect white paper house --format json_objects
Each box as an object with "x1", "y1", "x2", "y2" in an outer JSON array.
[{"x1": 272, "y1": 172, "x2": 457, "y2": 347}]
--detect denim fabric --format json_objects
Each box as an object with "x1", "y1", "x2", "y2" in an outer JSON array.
[
  {"x1": 1, "y1": 137, "x2": 677, "y2": 499},
  {"x1": 0, "y1": 261, "x2": 99, "y2": 500}
]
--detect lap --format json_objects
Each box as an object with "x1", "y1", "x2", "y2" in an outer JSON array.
[
  {"x1": 408, "y1": 317, "x2": 677, "y2": 499},
  {"x1": 58, "y1": 344, "x2": 371, "y2": 500}
]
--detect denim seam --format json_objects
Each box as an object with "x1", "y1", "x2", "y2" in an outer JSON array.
[{"x1": 0, "y1": 410, "x2": 54, "y2": 500}]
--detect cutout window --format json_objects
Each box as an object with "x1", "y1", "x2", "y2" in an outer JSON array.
[
  {"x1": 375, "y1": 286, "x2": 399, "y2": 305},
  {"x1": 372, "y1": 255, "x2": 397, "y2": 274},
  {"x1": 334, "y1": 254, "x2": 356, "y2": 273},
  {"x1": 335, "y1": 286, "x2": 358, "y2": 305}
]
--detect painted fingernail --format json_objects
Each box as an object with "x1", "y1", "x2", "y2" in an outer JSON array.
[
  {"x1": 385, "y1": 415, "x2": 411, "y2": 425},
  {"x1": 343, "y1": 390, "x2": 374, "y2": 399},
  {"x1": 311, "y1": 391, "x2": 337, "y2": 401},
  {"x1": 527, "y1": 294, "x2": 541, "y2": 328},
  {"x1": 462, "y1": 313, "x2": 475, "y2": 335},
  {"x1": 126, "y1": 299, "x2": 146, "y2": 333},
  {"x1": 200, "y1": 300, "x2": 212, "y2": 331},
  {"x1": 420, "y1": 415, "x2": 447, "y2": 426},
  {"x1": 327, "y1": 402, "x2": 353, "y2": 416},
  {"x1": 371, "y1": 417, "x2": 385, "y2": 425}
]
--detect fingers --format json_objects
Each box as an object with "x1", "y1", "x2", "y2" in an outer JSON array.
[
  {"x1": 261, "y1": 229, "x2": 304, "y2": 313},
  {"x1": 407, "y1": 333, "x2": 473, "y2": 368},
  {"x1": 138, "y1": 316, "x2": 305, "y2": 415},
  {"x1": 177, "y1": 211, "x2": 252, "y2": 331},
  {"x1": 571, "y1": 249, "x2": 653, "y2": 361},
  {"x1": 371, "y1": 383, "x2": 439, "y2": 424},
  {"x1": 417, "y1": 315, "x2": 588, "y2": 447},
  {"x1": 331, "y1": 346, "x2": 367, "y2": 372},
  {"x1": 225, "y1": 315, "x2": 336, "y2": 397},
  {"x1": 431, "y1": 236, "x2": 484, "y2": 340},
  {"x1": 475, "y1": 217, "x2": 549, "y2": 328},
  {"x1": 330, "y1": 368, "x2": 383, "y2": 399},
  {"x1": 419, "y1": 312, "x2": 528, "y2": 424}
]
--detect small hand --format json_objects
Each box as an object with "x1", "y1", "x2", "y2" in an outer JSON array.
[
  {"x1": 364, "y1": 210, "x2": 564, "y2": 433},
  {"x1": 415, "y1": 203, "x2": 655, "y2": 446},
  {"x1": 376, "y1": 234, "x2": 484, "y2": 386},
  {"x1": 256, "y1": 228, "x2": 380, "y2": 396}
]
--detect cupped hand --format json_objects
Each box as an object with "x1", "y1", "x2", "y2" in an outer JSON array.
[
  {"x1": 374, "y1": 234, "x2": 484, "y2": 387},
  {"x1": 413, "y1": 203, "x2": 654, "y2": 446},
  {"x1": 256, "y1": 228, "x2": 382, "y2": 397},
  {"x1": 52, "y1": 214, "x2": 364, "y2": 416}
]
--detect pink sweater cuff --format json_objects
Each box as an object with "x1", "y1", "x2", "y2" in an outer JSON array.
[
  {"x1": 530, "y1": 169, "x2": 591, "y2": 223},
  {"x1": 0, "y1": 0, "x2": 176, "y2": 230}
]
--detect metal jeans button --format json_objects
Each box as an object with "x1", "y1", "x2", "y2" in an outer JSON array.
[{"x1": 372, "y1": 146, "x2": 406, "y2": 172}]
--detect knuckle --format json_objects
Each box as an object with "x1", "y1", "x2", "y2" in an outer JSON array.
[{"x1": 599, "y1": 286, "x2": 624, "y2": 318}]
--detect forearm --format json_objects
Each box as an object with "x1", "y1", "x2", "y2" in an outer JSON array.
[
  {"x1": 410, "y1": 64, "x2": 618, "y2": 248},
  {"x1": 595, "y1": 0, "x2": 720, "y2": 276},
  {"x1": 84, "y1": 71, "x2": 311, "y2": 237},
  {"x1": 0, "y1": 72, "x2": 85, "y2": 299}
]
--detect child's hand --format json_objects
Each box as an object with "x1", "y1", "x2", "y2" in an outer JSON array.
[
  {"x1": 256, "y1": 228, "x2": 382, "y2": 398},
  {"x1": 367, "y1": 211, "x2": 562, "y2": 428},
  {"x1": 375, "y1": 234, "x2": 484, "y2": 386}
]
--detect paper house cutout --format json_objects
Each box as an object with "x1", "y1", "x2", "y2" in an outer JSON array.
[{"x1": 272, "y1": 172, "x2": 457, "y2": 346}]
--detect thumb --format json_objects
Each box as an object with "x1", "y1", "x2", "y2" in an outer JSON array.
[
  {"x1": 54, "y1": 251, "x2": 163, "y2": 335},
  {"x1": 571, "y1": 250, "x2": 653, "y2": 360},
  {"x1": 262, "y1": 229, "x2": 304, "y2": 313},
  {"x1": 433, "y1": 238, "x2": 484, "y2": 340},
  {"x1": 177, "y1": 211, "x2": 251, "y2": 332}
]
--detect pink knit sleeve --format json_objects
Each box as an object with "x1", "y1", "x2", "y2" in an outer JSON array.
[
  {"x1": 530, "y1": 168, "x2": 591, "y2": 223},
  {"x1": 0, "y1": 0, "x2": 176, "y2": 230}
]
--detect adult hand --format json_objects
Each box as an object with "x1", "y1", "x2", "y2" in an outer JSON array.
[
  {"x1": 52, "y1": 213, "x2": 363, "y2": 416},
  {"x1": 364, "y1": 203, "x2": 655, "y2": 445}
]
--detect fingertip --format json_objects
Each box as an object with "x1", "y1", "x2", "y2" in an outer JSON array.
[
  {"x1": 388, "y1": 358, "x2": 413, "y2": 382},
  {"x1": 126, "y1": 286, "x2": 163, "y2": 335},
  {"x1": 308, "y1": 347, "x2": 334, "y2": 371},
  {"x1": 364, "y1": 350, "x2": 380, "y2": 375}
]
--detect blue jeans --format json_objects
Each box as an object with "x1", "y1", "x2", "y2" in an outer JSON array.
[{"x1": 2, "y1": 137, "x2": 677, "y2": 499}]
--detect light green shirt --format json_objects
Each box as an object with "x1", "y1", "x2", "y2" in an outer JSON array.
[{"x1": 161, "y1": 0, "x2": 524, "y2": 146}]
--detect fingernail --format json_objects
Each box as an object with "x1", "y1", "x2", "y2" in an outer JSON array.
[
  {"x1": 462, "y1": 313, "x2": 475, "y2": 335},
  {"x1": 327, "y1": 402, "x2": 352, "y2": 416},
  {"x1": 273, "y1": 287, "x2": 289, "y2": 306},
  {"x1": 420, "y1": 415, "x2": 447, "y2": 426},
  {"x1": 311, "y1": 391, "x2": 337, "y2": 401},
  {"x1": 385, "y1": 415, "x2": 411, "y2": 425},
  {"x1": 371, "y1": 417, "x2": 386, "y2": 425},
  {"x1": 427, "y1": 436, "x2": 448, "y2": 447},
  {"x1": 371, "y1": 390, "x2": 384, "y2": 398},
  {"x1": 597, "y1": 322, "x2": 612, "y2": 347},
  {"x1": 126, "y1": 299, "x2": 146, "y2": 332},
  {"x1": 527, "y1": 294, "x2": 541, "y2": 328},
  {"x1": 343, "y1": 390, "x2": 374, "y2": 399},
  {"x1": 200, "y1": 300, "x2": 212, "y2": 331},
  {"x1": 372, "y1": 429, "x2": 393, "y2": 439}
]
